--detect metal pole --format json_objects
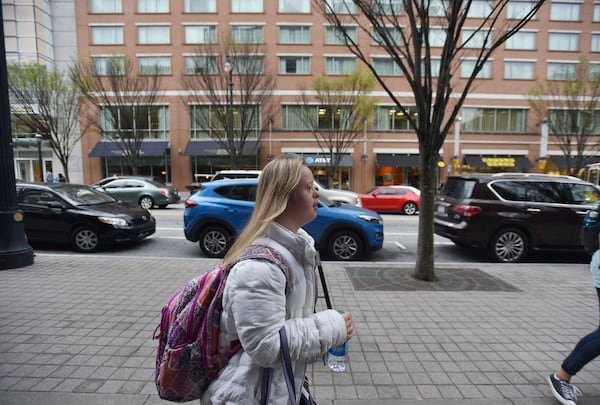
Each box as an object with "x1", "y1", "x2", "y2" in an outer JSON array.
[{"x1": 35, "y1": 134, "x2": 43, "y2": 181}]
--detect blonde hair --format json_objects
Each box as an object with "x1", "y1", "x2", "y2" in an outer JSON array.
[{"x1": 223, "y1": 156, "x2": 305, "y2": 266}]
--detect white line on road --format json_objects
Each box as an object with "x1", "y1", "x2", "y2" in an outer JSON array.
[{"x1": 394, "y1": 241, "x2": 407, "y2": 250}]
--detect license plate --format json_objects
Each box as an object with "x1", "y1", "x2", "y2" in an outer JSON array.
[{"x1": 436, "y1": 205, "x2": 446, "y2": 215}]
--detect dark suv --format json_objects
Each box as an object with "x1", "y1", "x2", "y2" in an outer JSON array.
[{"x1": 434, "y1": 173, "x2": 600, "y2": 262}]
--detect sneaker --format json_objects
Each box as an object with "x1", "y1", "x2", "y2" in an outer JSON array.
[{"x1": 546, "y1": 374, "x2": 582, "y2": 405}]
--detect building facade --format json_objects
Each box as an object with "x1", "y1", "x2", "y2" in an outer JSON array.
[{"x1": 7, "y1": 0, "x2": 600, "y2": 192}]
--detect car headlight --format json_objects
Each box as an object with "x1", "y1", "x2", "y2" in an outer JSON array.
[
  {"x1": 98, "y1": 216, "x2": 128, "y2": 228},
  {"x1": 357, "y1": 214, "x2": 383, "y2": 224}
]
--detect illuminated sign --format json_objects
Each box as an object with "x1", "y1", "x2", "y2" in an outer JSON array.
[{"x1": 481, "y1": 157, "x2": 516, "y2": 167}]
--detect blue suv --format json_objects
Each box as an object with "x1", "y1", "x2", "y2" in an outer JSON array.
[{"x1": 184, "y1": 179, "x2": 384, "y2": 261}]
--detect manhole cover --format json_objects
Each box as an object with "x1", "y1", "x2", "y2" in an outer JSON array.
[{"x1": 344, "y1": 266, "x2": 520, "y2": 292}]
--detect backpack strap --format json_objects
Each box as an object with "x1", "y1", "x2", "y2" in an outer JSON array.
[{"x1": 236, "y1": 245, "x2": 292, "y2": 295}]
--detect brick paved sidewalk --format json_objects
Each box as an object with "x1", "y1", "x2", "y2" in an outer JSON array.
[{"x1": 0, "y1": 254, "x2": 598, "y2": 404}]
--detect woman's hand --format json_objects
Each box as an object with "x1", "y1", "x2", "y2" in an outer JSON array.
[{"x1": 342, "y1": 311, "x2": 354, "y2": 340}]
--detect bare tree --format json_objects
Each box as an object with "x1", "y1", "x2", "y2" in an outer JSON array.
[
  {"x1": 527, "y1": 56, "x2": 600, "y2": 175},
  {"x1": 315, "y1": 0, "x2": 545, "y2": 281},
  {"x1": 8, "y1": 62, "x2": 87, "y2": 182},
  {"x1": 180, "y1": 36, "x2": 277, "y2": 169},
  {"x1": 71, "y1": 56, "x2": 162, "y2": 175},
  {"x1": 298, "y1": 69, "x2": 376, "y2": 188}
]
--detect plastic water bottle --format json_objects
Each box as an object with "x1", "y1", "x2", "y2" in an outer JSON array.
[{"x1": 327, "y1": 311, "x2": 348, "y2": 372}]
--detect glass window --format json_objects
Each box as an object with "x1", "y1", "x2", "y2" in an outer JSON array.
[
  {"x1": 189, "y1": 105, "x2": 259, "y2": 139},
  {"x1": 232, "y1": 0, "x2": 263, "y2": 13},
  {"x1": 466, "y1": 1, "x2": 493, "y2": 18},
  {"x1": 506, "y1": 31, "x2": 536, "y2": 50},
  {"x1": 550, "y1": 2, "x2": 581, "y2": 21},
  {"x1": 373, "y1": 0, "x2": 403, "y2": 15},
  {"x1": 99, "y1": 105, "x2": 170, "y2": 140},
  {"x1": 231, "y1": 25, "x2": 264, "y2": 43},
  {"x1": 90, "y1": 0, "x2": 121, "y2": 13},
  {"x1": 504, "y1": 61, "x2": 534, "y2": 79},
  {"x1": 184, "y1": 25, "x2": 217, "y2": 44},
  {"x1": 92, "y1": 56, "x2": 126, "y2": 76},
  {"x1": 325, "y1": 0, "x2": 356, "y2": 14},
  {"x1": 462, "y1": 107, "x2": 528, "y2": 133},
  {"x1": 429, "y1": 0, "x2": 447, "y2": 17},
  {"x1": 548, "y1": 32, "x2": 579, "y2": 51},
  {"x1": 138, "y1": 25, "x2": 170, "y2": 44},
  {"x1": 279, "y1": 56, "x2": 311, "y2": 74},
  {"x1": 374, "y1": 106, "x2": 417, "y2": 130},
  {"x1": 372, "y1": 26, "x2": 403, "y2": 46},
  {"x1": 325, "y1": 56, "x2": 356, "y2": 74},
  {"x1": 549, "y1": 109, "x2": 599, "y2": 135},
  {"x1": 591, "y1": 64, "x2": 600, "y2": 82},
  {"x1": 547, "y1": 62, "x2": 577, "y2": 80},
  {"x1": 592, "y1": 34, "x2": 600, "y2": 52},
  {"x1": 325, "y1": 26, "x2": 357, "y2": 45},
  {"x1": 279, "y1": 25, "x2": 311, "y2": 44},
  {"x1": 461, "y1": 60, "x2": 491, "y2": 78},
  {"x1": 428, "y1": 27, "x2": 447, "y2": 47},
  {"x1": 281, "y1": 105, "x2": 311, "y2": 130},
  {"x1": 462, "y1": 28, "x2": 491, "y2": 48},
  {"x1": 139, "y1": 56, "x2": 171, "y2": 75},
  {"x1": 233, "y1": 55, "x2": 265, "y2": 74},
  {"x1": 595, "y1": 4, "x2": 600, "y2": 22},
  {"x1": 507, "y1": 1, "x2": 538, "y2": 19},
  {"x1": 185, "y1": 55, "x2": 218, "y2": 74},
  {"x1": 316, "y1": 106, "x2": 353, "y2": 130},
  {"x1": 184, "y1": 0, "x2": 216, "y2": 13},
  {"x1": 137, "y1": 0, "x2": 169, "y2": 13},
  {"x1": 279, "y1": 0, "x2": 310, "y2": 13},
  {"x1": 91, "y1": 26, "x2": 123, "y2": 45},
  {"x1": 372, "y1": 57, "x2": 402, "y2": 76}
]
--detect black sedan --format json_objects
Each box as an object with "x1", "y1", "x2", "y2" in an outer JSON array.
[{"x1": 16, "y1": 182, "x2": 156, "y2": 252}]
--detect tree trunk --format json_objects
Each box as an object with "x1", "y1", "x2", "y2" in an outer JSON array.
[{"x1": 413, "y1": 151, "x2": 438, "y2": 282}]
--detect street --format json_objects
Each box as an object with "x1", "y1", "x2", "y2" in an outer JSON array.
[{"x1": 28, "y1": 202, "x2": 590, "y2": 265}]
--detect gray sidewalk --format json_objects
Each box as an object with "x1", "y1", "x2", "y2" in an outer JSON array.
[{"x1": 0, "y1": 253, "x2": 599, "y2": 405}]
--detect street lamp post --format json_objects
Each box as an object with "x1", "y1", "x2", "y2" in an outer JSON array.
[
  {"x1": 35, "y1": 133, "x2": 43, "y2": 182},
  {"x1": 224, "y1": 55, "x2": 234, "y2": 146}
]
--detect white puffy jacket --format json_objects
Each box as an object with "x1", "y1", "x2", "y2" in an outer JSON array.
[{"x1": 201, "y1": 222, "x2": 347, "y2": 404}]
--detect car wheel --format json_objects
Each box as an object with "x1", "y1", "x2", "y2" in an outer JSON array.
[
  {"x1": 199, "y1": 225, "x2": 232, "y2": 258},
  {"x1": 488, "y1": 228, "x2": 528, "y2": 263},
  {"x1": 139, "y1": 196, "x2": 154, "y2": 209},
  {"x1": 402, "y1": 202, "x2": 418, "y2": 215},
  {"x1": 327, "y1": 230, "x2": 363, "y2": 261},
  {"x1": 72, "y1": 227, "x2": 100, "y2": 252}
]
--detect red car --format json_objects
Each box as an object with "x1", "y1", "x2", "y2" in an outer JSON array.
[{"x1": 359, "y1": 186, "x2": 420, "y2": 215}]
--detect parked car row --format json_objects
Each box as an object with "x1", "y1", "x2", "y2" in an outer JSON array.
[{"x1": 15, "y1": 172, "x2": 600, "y2": 262}]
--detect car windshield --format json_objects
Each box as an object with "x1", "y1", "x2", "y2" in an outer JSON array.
[{"x1": 57, "y1": 186, "x2": 117, "y2": 205}]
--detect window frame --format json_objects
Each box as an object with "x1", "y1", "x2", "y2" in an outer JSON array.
[
  {"x1": 278, "y1": 55, "x2": 311, "y2": 74},
  {"x1": 90, "y1": 0, "x2": 122, "y2": 13},
  {"x1": 184, "y1": 24, "x2": 217, "y2": 44},
  {"x1": 90, "y1": 25, "x2": 124, "y2": 45},
  {"x1": 278, "y1": 0, "x2": 310, "y2": 13},
  {"x1": 278, "y1": 25, "x2": 311, "y2": 44},
  {"x1": 137, "y1": 0, "x2": 169, "y2": 13},
  {"x1": 138, "y1": 55, "x2": 171, "y2": 75},
  {"x1": 137, "y1": 25, "x2": 171, "y2": 45}
]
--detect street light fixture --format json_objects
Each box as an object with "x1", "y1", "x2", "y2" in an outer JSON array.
[{"x1": 35, "y1": 133, "x2": 43, "y2": 182}]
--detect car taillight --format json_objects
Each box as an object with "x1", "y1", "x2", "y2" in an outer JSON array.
[
  {"x1": 184, "y1": 199, "x2": 198, "y2": 208},
  {"x1": 452, "y1": 205, "x2": 481, "y2": 217},
  {"x1": 159, "y1": 189, "x2": 169, "y2": 196}
]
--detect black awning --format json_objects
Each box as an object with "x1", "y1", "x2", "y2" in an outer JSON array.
[
  {"x1": 376, "y1": 154, "x2": 420, "y2": 167},
  {"x1": 550, "y1": 156, "x2": 600, "y2": 169},
  {"x1": 464, "y1": 155, "x2": 534, "y2": 169},
  {"x1": 183, "y1": 140, "x2": 259, "y2": 156},
  {"x1": 302, "y1": 154, "x2": 353, "y2": 167},
  {"x1": 89, "y1": 141, "x2": 169, "y2": 157}
]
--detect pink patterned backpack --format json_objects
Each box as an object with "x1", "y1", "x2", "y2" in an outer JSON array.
[{"x1": 153, "y1": 245, "x2": 290, "y2": 402}]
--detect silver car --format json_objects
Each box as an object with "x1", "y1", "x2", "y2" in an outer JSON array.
[{"x1": 95, "y1": 177, "x2": 180, "y2": 209}]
